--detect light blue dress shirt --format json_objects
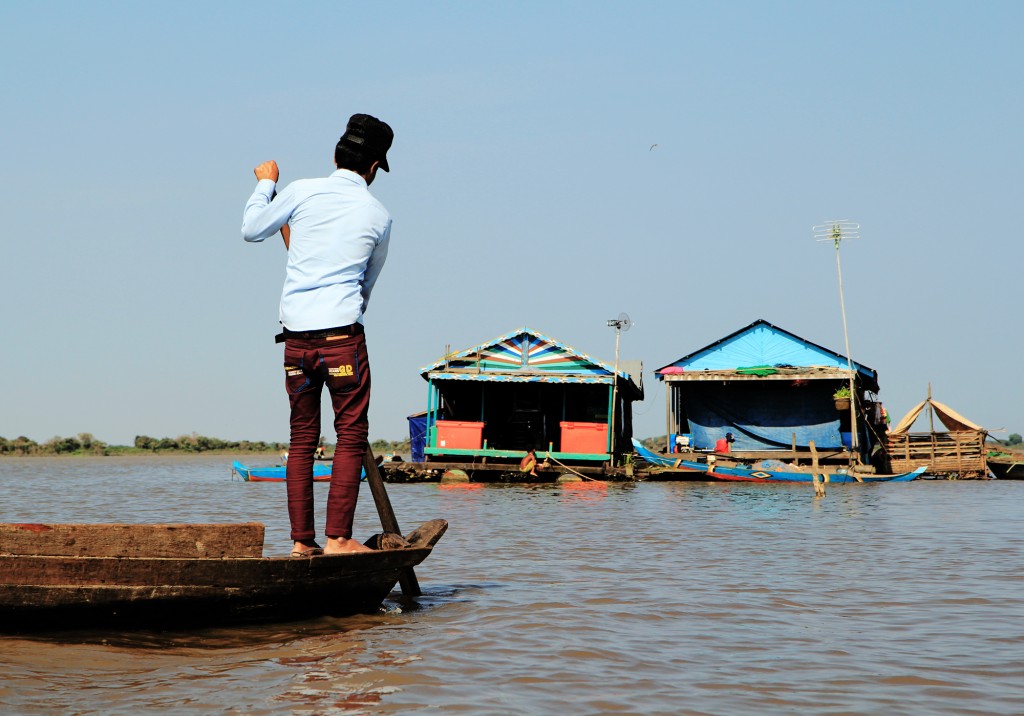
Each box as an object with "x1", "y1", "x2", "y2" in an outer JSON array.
[{"x1": 242, "y1": 169, "x2": 391, "y2": 331}]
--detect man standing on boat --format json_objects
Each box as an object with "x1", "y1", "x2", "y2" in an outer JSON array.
[{"x1": 241, "y1": 114, "x2": 394, "y2": 557}]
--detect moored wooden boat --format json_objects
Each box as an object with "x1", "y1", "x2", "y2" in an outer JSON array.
[
  {"x1": 0, "y1": 519, "x2": 447, "y2": 632},
  {"x1": 708, "y1": 463, "x2": 926, "y2": 484},
  {"x1": 987, "y1": 455, "x2": 1024, "y2": 479},
  {"x1": 232, "y1": 460, "x2": 333, "y2": 482}
]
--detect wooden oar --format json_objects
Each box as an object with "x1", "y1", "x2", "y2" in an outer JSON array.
[{"x1": 362, "y1": 446, "x2": 421, "y2": 596}]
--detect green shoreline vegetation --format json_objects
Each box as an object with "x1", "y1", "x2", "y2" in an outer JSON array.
[{"x1": 0, "y1": 433, "x2": 411, "y2": 458}]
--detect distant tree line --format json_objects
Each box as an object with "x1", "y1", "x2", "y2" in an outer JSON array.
[
  {"x1": 1, "y1": 433, "x2": 414, "y2": 456},
  {"x1": 371, "y1": 438, "x2": 411, "y2": 455},
  {"x1": 0, "y1": 433, "x2": 108, "y2": 456},
  {"x1": 0, "y1": 433, "x2": 287, "y2": 456},
  {"x1": 132, "y1": 434, "x2": 287, "y2": 453}
]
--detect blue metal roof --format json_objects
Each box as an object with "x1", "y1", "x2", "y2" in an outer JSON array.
[{"x1": 655, "y1": 319, "x2": 877, "y2": 387}]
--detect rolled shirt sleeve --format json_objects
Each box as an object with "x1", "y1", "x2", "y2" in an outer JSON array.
[{"x1": 242, "y1": 180, "x2": 295, "y2": 241}]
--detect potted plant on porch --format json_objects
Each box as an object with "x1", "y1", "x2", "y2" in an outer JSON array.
[{"x1": 833, "y1": 386, "x2": 852, "y2": 411}]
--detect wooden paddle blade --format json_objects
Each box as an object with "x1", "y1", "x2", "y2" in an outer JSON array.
[
  {"x1": 363, "y1": 532, "x2": 411, "y2": 550},
  {"x1": 405, "y1": 519, "x2": 448, "y2": 549}
]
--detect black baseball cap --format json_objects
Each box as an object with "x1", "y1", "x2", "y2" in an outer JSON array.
[{"x1": 338, "y1": 113, "x2": 393, "y2": 172}]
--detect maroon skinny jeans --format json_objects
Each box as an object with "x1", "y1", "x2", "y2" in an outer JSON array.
[{"x1": 283, "y1": 333, "x2": 370, "y2": 542}]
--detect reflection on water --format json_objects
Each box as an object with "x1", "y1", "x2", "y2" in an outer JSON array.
[
  {"x1": 436, "y1": 482, "x2": 484, "y2": 492},
  {"x1": 1, "y1": 457, "x2": 1023, "y2": 714},
  {"x1": 558, "y1": 479, "x2": 609, "y2": 502}
]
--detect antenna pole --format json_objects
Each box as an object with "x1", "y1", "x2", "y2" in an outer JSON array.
[
  {"x1": 606, "y1": 314, "x2": 630, "y2": 466},
  {"x1": 610, "y1": 325, "x2": 621, "y2": 465},
  {"x1": 832, "y1": 224, "x2": 858, "y2": 455},
  {"x1": 815, "y1": 220, "x2": 861, "y2": 462}
]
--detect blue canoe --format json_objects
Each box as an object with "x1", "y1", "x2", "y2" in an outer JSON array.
[
  {"x1": 631, "y1": 439, "x2": 709, "y2": 475},
  {"x1": 708, "y1": 463, "x2": 926, "y2": 484},
  {"x1": 232, "y1": 461, "x2": 332, "y2": 482}
]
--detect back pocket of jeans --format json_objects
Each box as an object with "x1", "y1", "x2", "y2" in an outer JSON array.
[
  {"x1": 284, "y1": 350, "x2": 313, "y2": 395},
  {"x1": 324, "y1": 351, "x2": 360, "y2": 392}
]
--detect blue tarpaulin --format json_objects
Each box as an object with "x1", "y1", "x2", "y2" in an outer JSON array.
[
  {"x1": 408, "y1": 413, "x2": 428, "y2": 462},
  {"x1": 682, "y1": 383, "x2": 844, "y2": 451}
]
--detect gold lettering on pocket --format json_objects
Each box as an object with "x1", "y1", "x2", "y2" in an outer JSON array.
[{"x1": 328, "y1": 364, "x2": 355, "y2": 378}]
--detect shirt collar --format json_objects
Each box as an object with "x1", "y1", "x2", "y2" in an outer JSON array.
[{"x1": 330, "y1": 168, "x2": 367, "y2": 188}]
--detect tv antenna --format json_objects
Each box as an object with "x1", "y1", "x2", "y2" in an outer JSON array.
[
  {"x1": 606, "y1": 313, "x2": 632, "y2": 464},
  {"x1": 607, "y1": 312, "x2": 632, "y2": 332},
  {"x1": 813, "y1": 220, "x2": 860, "y2": 455}
]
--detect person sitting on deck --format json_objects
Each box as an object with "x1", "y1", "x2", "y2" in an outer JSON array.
[
  {"x1": 520, "y1": 449, "x2": 539, "y2": 476},
  {"x1": 519, "y1": 448, "x2": 550, "y2": 477},
  {"x1": 714, "y1": 432, "x2": 735, "y2": 454}
]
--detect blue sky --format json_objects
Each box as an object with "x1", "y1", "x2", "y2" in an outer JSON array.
[{"x1": 2, "y1": 1, "x2": 1021, "y2": 446}]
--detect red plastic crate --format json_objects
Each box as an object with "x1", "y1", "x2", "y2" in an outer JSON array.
[
  {"x1": 560, "y1": 422, "x2": 608, "y2": 454},
  {"x1": 436, "y1": 421, "x2": 484, "y2": 450}
]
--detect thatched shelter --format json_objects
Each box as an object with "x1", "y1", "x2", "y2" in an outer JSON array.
[{"x1": 886, "y1": 392, "x2": 988, "y2": 478}]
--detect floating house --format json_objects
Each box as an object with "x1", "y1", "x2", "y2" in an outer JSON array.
[
  {"x1": 654, "y1": 319, "x2": 889, "y2": 463},
  {"x1": 419, "y1": 327, "x2": 644, "y2": 466},
  {"x1": 886, "y1": 390, "x2": 988, "y2": 478}
]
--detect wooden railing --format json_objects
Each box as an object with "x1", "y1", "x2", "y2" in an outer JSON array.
[{"x1": 885, "y1": 430, "x2": 986, "y2": 477}]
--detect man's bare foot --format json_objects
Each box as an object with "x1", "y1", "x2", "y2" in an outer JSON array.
[
  {"x1": 291, "y1": 540, "x2": 323, "y2": 557},
  {"x1": 324, "y1": 537, "x2": 374, "y2": 555}
]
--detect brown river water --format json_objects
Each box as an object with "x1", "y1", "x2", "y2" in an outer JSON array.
[{"x1": 1, "y1": 456, "x2": 1022, "y2": 715}]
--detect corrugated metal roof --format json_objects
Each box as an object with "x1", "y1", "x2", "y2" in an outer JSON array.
[{"x1": 419, "y1": 326, "x2": 643, "y2": 399}]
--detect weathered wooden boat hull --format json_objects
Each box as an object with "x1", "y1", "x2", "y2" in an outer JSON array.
[
  {"x1": 232, "y1": 460, "x2": 332, "y2": 482},
  {"x1": 0, "y1": 520, "x2": 447, "y2": 631},
  {"x1": 708, "y1": 465, "x2": 926, "y2": 483},
  {"x1": 0, "y1": 551, "x2": 429, "y2": 629}
]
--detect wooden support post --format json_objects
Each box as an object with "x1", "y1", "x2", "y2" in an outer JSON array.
[
  {"x1": 810, "y1": 440, "x2": 825, "y2": 497},
  {"x1": 665, "y1": 382, "x2": 672, "y2": 454},
  {"x1": 363, "y1": 446, "x2": 421, "y2": 597}
]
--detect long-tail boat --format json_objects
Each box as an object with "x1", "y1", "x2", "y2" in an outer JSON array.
[
  {"x1": 232, "y1": 460, "x2": 332, "y2": 482},
  {"x1": 707, "y1": 463, "x2": 926, "y2": 484},
  {"x1": 630, "y1": 438, "x2": 710, "y2": 478}
]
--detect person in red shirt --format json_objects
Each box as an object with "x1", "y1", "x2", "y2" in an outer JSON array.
[{"x1": 715, "y1": 432, "x2": 735, "y2": 453}]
